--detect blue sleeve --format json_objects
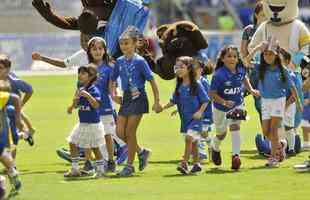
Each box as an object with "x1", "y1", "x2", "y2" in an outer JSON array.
[
  {"x1": 284, "y1": 70, "x2": 294, "y2": 89},
  {"x1": 170, "y1": 92, "x2": 177, "y2": 104},
  {"x1": 90, "y1": 87, "x2": 101, "y2": 103},
  {"x1": 140, "y1": 59, "x2": 154, "y2": 81},
  {"x1": 111, "y1": 60, "x2": 120, "y2": 81},
  {"x1": 210, "y1": 73, "x2": 221, "y2": 92},
  {"x1": 11, "y1": 78, "x2": 33, "y2": 94},
  {"x1": 197, "y1": 83, "x2": 209, "y2": 104}
]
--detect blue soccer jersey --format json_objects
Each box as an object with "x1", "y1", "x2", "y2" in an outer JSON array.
[
  {"x1": 96, "y1": 64, "x2": 114, "y2": 116},
  {"x1": 255, "y1": 66, "x2": 293, "y2": 99},
  {"x1": 198, "y1": 76, "x2": 213, "y2": 125},
  {"x1": 210, "y1": 64, "x2": 246, "y2": 112},
  {"x1": 78, "y1": 84, "x2": 101, "y2": 123},
  {"x1": 111, "y1": 53, "x2": 154, "y2": 91},
  {"x1": 0, "y1": 92, "x2": 13, "y2": 152},
  {"x1": 8, "y1": 72, "x2": 33, "y2": 96},
  {"x1": 303, "y1": 91, "x2": 310, "y2": 120},
  {"x1": 171, "y1": 82, "x2": 209, "y2": 133}
]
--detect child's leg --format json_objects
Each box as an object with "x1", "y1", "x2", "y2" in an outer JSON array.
[
  {"x1": 269, "y1": 117, "x2": 282, "y2": 158},
  {"x1": 229, "y1": 123, "x2": 241, "y2": 156},
  {"x1": 192, "y1": 140, "x2": 199, "y2": 164},
  {"x1": 116, "y1": 115, "x2": 128, "y2": 143},
  {"x1": 262, "y1": 120, "x2": 271, "y2": 140},
  {"x1": 92, "y1": 147, "x2": 106, "y2": 175},
  {"x1": 105, "y1": 135, "x2": 114, "y2": 161},
  {"x1": 183, "y1": 135, "x2": 193, "y2": 163},
  {"x1": 69, "y1": 143, "x2": 80, "y2": 172},
  {"x1": 302, "y1": 126, "x2": 310, "y2": 149},
  {"x1": 21, "y1": 112, "x2": 35, "y2": 133},
  {"x1": 125, "y1": 115, "x2": 143, "y2": 166},
  {"x1": 285, "y1": 126, "x2": 295, "y2": 151}
]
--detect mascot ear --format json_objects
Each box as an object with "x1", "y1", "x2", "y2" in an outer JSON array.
[
  {"x1": 78, "y1": 10, "x2": 99, "y2": 35},
  {"x1": 156, "y1": 24, "x2": 169, "y2": 39}
]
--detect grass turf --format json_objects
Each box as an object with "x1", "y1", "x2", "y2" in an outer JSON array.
[{"x1": 9, "y1": 75, "x2": 310, "y2": 200}]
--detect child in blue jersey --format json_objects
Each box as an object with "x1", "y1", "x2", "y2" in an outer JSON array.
[
  {"x1": 86, "y1": 37, "x2": 128, "y2": 172},
  {"x1": 110, "y1": 27, "x2": 162, "y2": 176},
  {"x1": 251, "y1": 41, "x2": 297, "y2": 167},
  {"x1": 160, "y1": 56, "x2": 209, "y2": 174},
  {"x1": 0, "y1": 79, "x2": 24, "y2": 192},
  {"x1": 193, "y1": 53, "x2": 214, "y2": 161},
  {"x1": 0, "y1": 54, "x2": 35, "y2": 146},
  {"x1": 65, "y1": 65, "x2": 106, "y2": 178},
  {"x1": 209, "y1": 45, "x2": 259, "y2": 170}
]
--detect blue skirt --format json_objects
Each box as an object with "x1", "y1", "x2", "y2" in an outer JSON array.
[{"x1": 119, "y1": 90, "x2": 149, "y2": 116}]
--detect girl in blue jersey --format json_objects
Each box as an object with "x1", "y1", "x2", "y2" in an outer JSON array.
[
  {"x1": 209, "y1": 45, "x2": 259, "y2": 170},
  {"x1": 251, "y1": 42, "x2": 297, "y2": 167},
  {"x1": 193, "y1": 54, "x2": 214, "y2": 161},
  {"x1": 65, "y1": 65, "x2": 106, "y2": 178},
  {"x1": 160, "y1": 56, "x2": 209, "y2": 174},
  {"x1": 86, "y1": 37, "x2": 128, "y2": 171},
  {"x1": 110, "y1": 27, "x2": 162, "y2": 176}
]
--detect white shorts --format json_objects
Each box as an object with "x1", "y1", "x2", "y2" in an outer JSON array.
[
  {"x1": 213, "y1": 105, "x2": 242, "y2": 134},
  {"x1": 67, "y1": 123, "x2": 106, "y2": 148},
  {"x1": 100, "y1": 115, "x2": 116, "y2": 135},
  {"x1": 283, "y1": 103, "x2": 296, "y2": 127},
  {"x1": 202, "y1": 124, "x2": 211, "y2": 132},
  {"x1": 301, "y1": 119, "x2": 310, "y2": 128},
  {"x1": 181, "y1": 130, "x2": 201, "y2": 142},
  {"x1": 261, "y1": 97, "x2": 286, "y2": 120}
]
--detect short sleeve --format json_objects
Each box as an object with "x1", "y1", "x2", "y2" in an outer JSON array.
[
  {"x1": 10, "y1": 77, "x2": 33, "y2": 94},
  {"x1": 139, "y1": 59, "x2": 154, "y2": 81},
  {"x1": 170, "y1": 91, "x2": 177, "y2": 104},
  {"x1": 64, "y1": 49, "x2": 88, "y2": 68},
  {"x1": 210, "y1": 73, "x2": 221, "y2": 92},
  {"x1": 284, "y1": 69, "x2": 294, "y2": 89},
  {"x1": 111, "y1": 60, "x2": 120, "y2": 81},
  {"x1": 197, "y1": 83, "x2": 209, "y2": 104},
  {"x1": 90, "y1": 87, "x2": 101, "y2": 103}
]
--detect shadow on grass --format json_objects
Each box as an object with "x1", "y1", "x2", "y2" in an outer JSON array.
[
  {"x1": 21, "y1": 169, "x2": 67, "y2": 176},
  {"x1": 149, "y1": 160, "x2": 181, "y2": 165},
  {"x1": 163, "y1": 173, "x2": 198, "y2": 178},
  {"x1": 246, "y1": 154, "x2": 267, "y2": 160},
  {"x1": 240, "y1": 150, "x2": 258, "y2": 155},
  {"x1": 205, "y1": 167, "x2": 240, "y2": 174}
]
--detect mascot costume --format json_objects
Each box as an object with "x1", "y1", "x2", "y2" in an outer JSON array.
[
  {"x1": 32, "y1": 0, "x2": 150, "y2": 57},
  {"x1": 249, "y1": 0, "x2": 310, "y2": 156}
]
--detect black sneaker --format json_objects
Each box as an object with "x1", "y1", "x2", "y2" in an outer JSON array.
[
  {"x1": 177, "y1": 162, "x2": 189, "y2": 175},
  {"x1": 287, "y1": 149, "x2": 296, "y2": 157},
  {"x1": 107, "y1": 160, "x2": 116, "y2": 172},
  {"x1": 80, "y1": 160, "x2": 94, "y2": 175},
  {"x1": 25, "y1": 134, "x2": 34, "y2": 146},
  {"x1": 190, "y1": 163, "x2": 202, "y2": 173},
  {"x1": 211, "y1": 149, "x2": 222, "y2": 166}
]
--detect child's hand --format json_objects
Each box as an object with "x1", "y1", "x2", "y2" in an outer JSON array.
[
  {"x1": 193, "y1": 111, "x2": 203, "y2": 120},
  {"x1": 258, "y1": 41, "x2": 268, "y2": 52},
  {"x1": 32, "y1": 52, "x2": 42, "y2": 61},
  {"x1": 112, "y1": 96, "x2": 122, "y2": 104},
  {"x1": 79, "y1": 90, "x2": 90, "y2": 98},
  {"x1": 170, "y1": 110, "x2": 178, "y2": 116},
  {"x1": 152, "y1": 102, "x2": 163, "y2": 113},
  {"x1": 223, "y1": 100, "x2": 235, "y2": 109},
  {"x1": 250, "y1": 89, "x2": 260, "y2": 98},
  {"x1": 67, "y1": 106, "x2": 74, "y2": 114}
]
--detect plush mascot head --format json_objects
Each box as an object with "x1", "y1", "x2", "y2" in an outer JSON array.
[
  {"x1": 262, "y1": 0, "x2": 298, "y2": 25},
  {"x1": 153, "y1": 21, "x2": 208, "y2": 80}
]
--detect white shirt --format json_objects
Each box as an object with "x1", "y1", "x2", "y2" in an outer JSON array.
[{"x1": 64, "y1": 49, "x2": 88, "y2": 68}]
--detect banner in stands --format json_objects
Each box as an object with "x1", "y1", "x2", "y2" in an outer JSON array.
[{"x1": 0, "y1": 31, "x2": 242, "y2": 71}]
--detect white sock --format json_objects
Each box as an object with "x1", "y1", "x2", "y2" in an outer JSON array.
[
  {"x1": 112, "y1": 134, "x2": 126, "y2": 147},
  {"x1": 286, "y1": 129, "x2": 295, "y2": 151},
  {"x1": 99, "y1": 145, "x2": 109, "y2": 160},
  {"x1": 71, "y1": 157, "x2": 79, "y2": 170},
  {"x1": 231, "y1": 130, "x2": 241, "y2": 155},
  {"x1": 8, "y1": 167, "x2": 18, "y2": 178},
  {"x1": 96, "y1": 159, "x2": 106, "y2": 173},
  {"x1": 303, "y1": 141, "x2": 310, "y2": 147},
  {"x1": 198, "y1": 139, "x2": 206, "y2": 155},
  {"x1": 212, "y1": 136, "x2": 221, "y2": 152}
]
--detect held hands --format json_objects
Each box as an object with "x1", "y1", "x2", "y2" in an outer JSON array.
[
  {"x1": 170, "y1": 110, "x2": 178, "y2": 116},
  {"x1": 79, "y1": 90, "x2": 91, "y2": 98},
  {"x1": 67, "y1": 105, "x2": 74, "y2": 114},
  {"x1": 152, "y1": 102, "x2": 163, "y2": 113},
  {"x1": 250, "y1": 89, "x2": 260, "y2": 98}
]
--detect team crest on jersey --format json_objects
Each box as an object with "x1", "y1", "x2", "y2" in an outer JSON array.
[{"x1": 224, "y1": 81, "x2": 232, "y2": 86}]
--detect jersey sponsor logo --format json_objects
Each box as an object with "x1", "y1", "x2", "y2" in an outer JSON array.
[
  {"x1": 224, "y1": 81, "x2": 232, "y2": 86},
  {"x1": 79, "y1": 105, "x2": 91, "y2": 111},
  {"x1": 224, "y1": 87, "x2": 242, "y2": 95}
]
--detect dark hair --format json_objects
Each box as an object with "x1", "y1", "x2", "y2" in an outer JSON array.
[
  {"x1": 87, "y1": 38, "x2": 110, "y2": 64},
  {"x1": 0, "y1": 54, "x2": 11, "y2": 69},
  {"x1": 259, "y1": 50, "x2": 286, "y2": 82},
  {"x1": 215, "y1": 45, "x2": 241, "y2": 71},
  {"x1": 279, "y1": 47, "x2": 291, "y2": 63},
  {"x1": 174, "y1": 56, "x2": 197, "y2": 97},
  {"x1": 196, "y1": 60, "x2": 214, "y2": 76},
  {"x1": 78, "y1": 65, "x2": 98, "y2": 89},
  {"x1": 253, "y1": 2, "x2": 263, "y2": 26},
  {"x1": 78, "y1": 10, "x2": 98, "y2": 35}
]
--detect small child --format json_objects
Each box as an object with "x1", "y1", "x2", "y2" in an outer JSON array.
[
  {"x1": 160, "y1": 56, "x2": 209, "y2": 174},
  {"x1": 65, "y1": 65, "x2": 106, "y2": 178}
]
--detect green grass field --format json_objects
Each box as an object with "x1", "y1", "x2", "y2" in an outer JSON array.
[{"x1": 10, "y1": 75, "x2": 309, "y2": 200}]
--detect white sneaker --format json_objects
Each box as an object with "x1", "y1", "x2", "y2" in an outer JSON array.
[
  {"x1": 302, "y1": 144, "x2": 310, "y2": 151},
  {"x1": 294, "y1": 160, "x2": 310, "y2": 172}
]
